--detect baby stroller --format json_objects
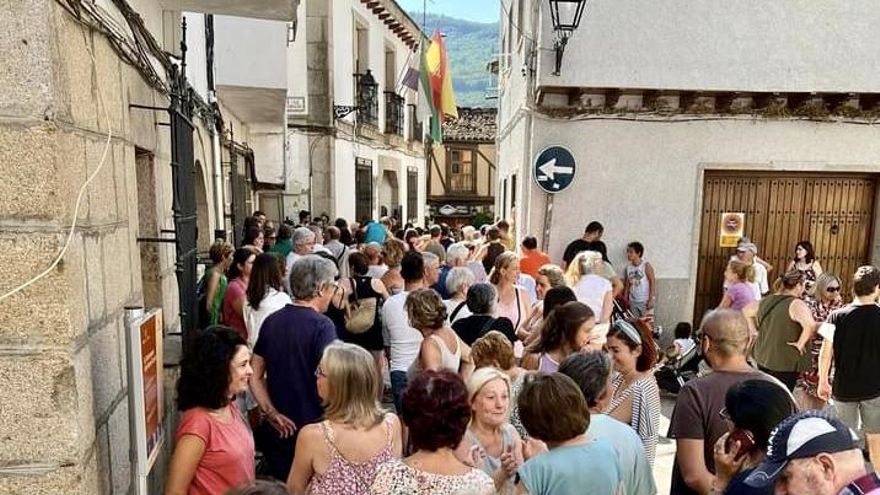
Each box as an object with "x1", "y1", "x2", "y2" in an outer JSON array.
[{"x1": 654, "y1": 336, "x2": 702, "y2": 394}]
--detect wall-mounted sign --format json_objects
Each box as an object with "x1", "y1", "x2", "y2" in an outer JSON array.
[
  {"x1": 125, "y1": 308, "x2": 164, "y2": 495},
  {"x1": 439, "y1": 204, "x2": 458, "y2": 216},
  {"x1": 719, "y1": 212, "x2": 745, "y2": 247},
  {"x1": 533, "y1": 146, "x2": 576, "y2": 193},
  {"x1": 287, "y1": 96, "x2": 306, "y2": 114}
]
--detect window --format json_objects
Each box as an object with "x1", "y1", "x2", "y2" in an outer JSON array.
[
  {"x1": 448, "y1": 148, "x2": 475, "y2": 193},
  {"x1": 511, "y1": 174, "x2": 517, "y2": 208},
  {"x1": 407, "y1": 168, "x2": 418, "y2": 222},
  {"x1": 355, "y1": 159, "x2": 373, "y2": 223}
]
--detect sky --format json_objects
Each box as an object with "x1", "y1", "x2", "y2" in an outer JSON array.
[{"x1": 397, "y1": 0, "x2": 499, "y2": 24}]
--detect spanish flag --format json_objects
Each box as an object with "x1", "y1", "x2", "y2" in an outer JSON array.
[{"x1": 419, "y1": 31, "x2": 458, "y2": 143}]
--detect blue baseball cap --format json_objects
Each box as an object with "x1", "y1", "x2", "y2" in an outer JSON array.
[{"x1": 745, "y1": 410, "x2": 858, "y2": 487}]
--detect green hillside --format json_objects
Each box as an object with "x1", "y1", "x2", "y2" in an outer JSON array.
[{"x1": 412, "y1": 13, "x2": 499, "y2": 108}]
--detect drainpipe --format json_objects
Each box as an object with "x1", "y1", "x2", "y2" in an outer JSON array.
[{"x1": 206, "y1": 15, "x2": 226, "y2": 240}]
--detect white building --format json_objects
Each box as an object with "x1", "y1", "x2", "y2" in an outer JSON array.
[
  {"x1": 285, "y1": 0, "x2": 427, "y2": 225},
  {"x1": 497, "y1": 0, "x2": 880, "y2": 326}
]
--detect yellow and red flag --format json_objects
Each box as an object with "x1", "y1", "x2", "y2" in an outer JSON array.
[{"x1": 419, "y1": 30, "x2": 458, "y2": 143}]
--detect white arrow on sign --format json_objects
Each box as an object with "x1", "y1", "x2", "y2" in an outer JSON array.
[{"x1": 537, "y1": 158, "x2": 574, "y2": 182}]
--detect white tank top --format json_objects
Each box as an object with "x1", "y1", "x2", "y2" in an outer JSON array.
[{"x1": 625, "y1": 260, "x2": 650, "y2": 303}]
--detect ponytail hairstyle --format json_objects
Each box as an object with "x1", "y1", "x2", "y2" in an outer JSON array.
[
  {"x1": 773, "y1": 269, "x2": 805, "y2": 293},
  {"x1": 565, "y1": 251, "x2": 603, "y2": 286},
  {"x1": 727, "y1": 259, "x2": 755, "y2": 283}
]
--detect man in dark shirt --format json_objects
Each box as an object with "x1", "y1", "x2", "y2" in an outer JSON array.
[
  {"x1": 668, "y1": 309, "x2": 780, "y2": 495},
  {"x1": 818, "y1": 265, "x2": 880, "y2": 469},
  {"x1": 250, "y1": 255, "x2": 339, "y2": 481},
  {"x1": 561, "y1": 220, "x2": 604, "y2": 269},
  {"x1": 452, "y1": 282, "x2": 516, "y2": 344}
]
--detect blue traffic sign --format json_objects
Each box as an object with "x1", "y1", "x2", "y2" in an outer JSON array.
[{"x1": 533, "y1": 146, "x2": 576, "y2": 193}]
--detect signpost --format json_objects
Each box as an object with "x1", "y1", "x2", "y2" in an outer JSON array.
[
  {"x1": 719, "y1": 212, "x2": 746, "y2": 247},
  {"x1": 533, "y1": 146, "x2": 576, "y2": 193},
  {"x1": 125, "y1": 307, "x2": 164, "y2": 495}
]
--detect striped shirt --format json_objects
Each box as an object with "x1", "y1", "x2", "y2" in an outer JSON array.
[{"x1": 604, "y1": 373, "x2": 662, "y2": 465}]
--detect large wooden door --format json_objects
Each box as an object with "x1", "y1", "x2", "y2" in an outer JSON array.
[{"x1": 693, "y1": 172, "x2": 876, "y2": 324}]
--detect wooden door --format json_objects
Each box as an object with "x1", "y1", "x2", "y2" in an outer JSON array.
[{"x1": 693, "y1": 172, "x2": 876, "y2": 324}]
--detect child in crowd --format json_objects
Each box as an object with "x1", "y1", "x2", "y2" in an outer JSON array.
[{"x1": 623, "y1": 242, "x2": 656, "y2": 317}]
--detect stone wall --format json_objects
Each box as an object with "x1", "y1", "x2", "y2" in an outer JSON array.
[{"x1": 0, "y1": 2, "x2": 196, "y2": 493}]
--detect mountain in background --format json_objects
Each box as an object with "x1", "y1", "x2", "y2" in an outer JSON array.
[{"x1": 411, "y1": 13, "x2": 499, "y2": 108}]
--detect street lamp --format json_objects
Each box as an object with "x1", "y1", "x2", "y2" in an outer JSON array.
[
  {"x1": 548, "y1": 0, "x2": 587, "y2": 75},
  {"x1": 333, "y1": 69, "x2": 379, "y2": 121}
]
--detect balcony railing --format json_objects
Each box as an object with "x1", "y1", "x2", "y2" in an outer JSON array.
[
  {"x1": 408, "y1": 104, "x2": 423, "y2": 142},
  {"x1": 385, "y1": 92, "x2": 405, "y2": 136},
  {"x1": 355, "y1": 74, "x2": 378, "y2": 126}
]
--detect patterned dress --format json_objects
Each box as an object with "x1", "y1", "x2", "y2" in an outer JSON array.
[
  {"x1": 370, "y1": 459, "x2": 495, "y2": 495},
  {"x1": 305, "y1": 415, "x2": 396, "y2": 495},
  {"x1": 603, "y1": 373, "x2": 661, "y2": 465},
  {"x1": 797, "y1": 297, "x2": 845, "y2": 398},
  {"x1": 794, "y1": 261, "x2": 819, "y2": 297}
]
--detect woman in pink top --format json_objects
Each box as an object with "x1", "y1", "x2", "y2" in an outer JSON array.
[
  {"x1": 288, "y1": 342, "x2": 403, "y2": 495},
  {"x1": 222, "y1": 247, "x2": 258, "y2": 341},
  {"x1": 490, "y1": 253, "x2": 531, "y2": 333},
  {"x1": 165, "y1": 326, "x2": 255, "y2": 495},
  {"x1": 718, "y1": 259, "x2": 756, "y2": 311}
]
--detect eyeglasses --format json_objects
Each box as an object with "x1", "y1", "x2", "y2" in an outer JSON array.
[
  {"x1": 827, "y1": 286, "x2": 841, "y2": 293},
  {"x1": 719, "y1": 407, "x2": 731, "y2": 421}
]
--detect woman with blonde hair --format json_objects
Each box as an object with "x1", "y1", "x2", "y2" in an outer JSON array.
[
  {"x1": 288, "y1": 342, "x2": 402, "y2": 495},
  {"x1": 406, "y1": 288, "x2": 475, "y2": 381},
  {"x1": 718, "y1": 258, "x2": 756, "y2": 311},
  {"x1": 471, "y1": 331, "x2": 529, "y2": 440},
  {"x1": 796, "y1": 272, "x2": 845, "y2": 409},
  {"x1": 490, "y1": 252, "x2": 532, "y2": 336},
  {"x1": 380, "y1": 238, "x2": 406, "y2": 295},
  {"x1": 456, "y1": 367, "x2": 524, "y2": 494},
  {"x1": 566, "y1": 251, "x2": 613, "y2": 324},
  {"x1": 519, "y1": 264, "x2": 567, "y2": 345}
]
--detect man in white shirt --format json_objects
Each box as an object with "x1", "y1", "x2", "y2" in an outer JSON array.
[{"x1": 382, "y1": 250, "x2": 426, "y2": 412}]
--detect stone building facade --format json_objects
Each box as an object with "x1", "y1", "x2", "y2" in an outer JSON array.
[
  {"x1": 496, "y1": 0, "x2": 880, "y2": 327},
  {"x1": 0, "y1": 0, "x2": 297, "y2": 493}
]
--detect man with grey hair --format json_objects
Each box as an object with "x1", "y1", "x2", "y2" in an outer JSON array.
[
  {"x1": 250, "y1": 255, "x2": 339, "y2": 480},
  {"x1": 422, "y1": 251, "x2": 441, "y2": 288},
  {"x1": 444, "y1": 266, "x2": 475, "y2": 324},
  {"x1": 451, "y1": 282, "x2": 516, "y2": 345},
  {"x1": 668, "y1": 309, "x2": 782, "y2": 495},
  {"x1": 433, "y1": 242, "x2": 469, "y2": 299},
  {"x1": 559, "y1": 351, "x2": 657, "y2": 495},
  {"x1": 285, "y1": 227, "x2": 316, "y2": 292}
]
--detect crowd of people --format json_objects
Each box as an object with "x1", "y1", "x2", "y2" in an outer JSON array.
[{"x1": 164, "y1": 213, "x2": 880, "y2": 495}]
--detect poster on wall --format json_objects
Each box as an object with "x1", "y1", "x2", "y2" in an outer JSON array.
[
  {"x1": 125, "y1": 308, "x2": 164, "y2": 495},
  {"x1": 719, "y1": 212, "x2": 746, "y2": 247}
]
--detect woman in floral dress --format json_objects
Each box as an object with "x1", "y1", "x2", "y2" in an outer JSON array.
[{"x1": 796, "y1": 273, "x2": 844, "y2": 410}]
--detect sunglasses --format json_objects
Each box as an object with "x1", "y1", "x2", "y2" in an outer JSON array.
[{"x1": 827, "y1": 286, "x2": 841, "y2": 293}]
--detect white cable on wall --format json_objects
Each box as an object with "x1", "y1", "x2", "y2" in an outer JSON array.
[{"x1": 0, "y1": 25, "x2": 113, "y2": 303}]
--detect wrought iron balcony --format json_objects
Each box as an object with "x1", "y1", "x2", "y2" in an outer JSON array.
[{"x1": 385, "y1": 92, "x2": 405, "y2": 136}]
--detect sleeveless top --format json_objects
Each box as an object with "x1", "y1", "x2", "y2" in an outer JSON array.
[
  {"x1": 465, "y1": 424, "x2": 517, "y2": 494},
  {"x1": 625, "y1": 260, "x2": 650, "y2": 303},
  {"x1": 795, "y1": 261, "x2": 818, "y2": 296},
  {"x1": 604, "y1": 373, "x2": 661, "y2": 466},
  {"x1": 754, "y1": 294, "x2": 811, "y2": 372},
  {"x1": 538, "y1": 353, "x2": 559, "y2": 372},
  {"x1": 408, "y1": 334, "x2": 462, "y2": 379},
  {"x1": 305, "y1": 414, "x2": 396, "y2": 495},
  {"x1": 573, "y1": 275, "x2": 612, "y2": 320},
  {"x1": 208, "y1": 268, "x2": 228, "y2": 326},
  {"x1": 495, "y1": 286, "x2": 527, "y2": 330}
]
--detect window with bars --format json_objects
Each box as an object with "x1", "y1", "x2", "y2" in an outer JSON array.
[
  {"x1": 355, "y1": 159, "x2": 373, "y2": 223},
  {"x1": 407, "y1": 168, "x2": 418, "y2": 222},
  {"x1": 448, "y1": 148, "x2": 475, "y2": 193}
]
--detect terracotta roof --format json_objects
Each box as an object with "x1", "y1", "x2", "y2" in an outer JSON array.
[{"x1": 442, "y1": 107, "x2": 497, "y2": 142}]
